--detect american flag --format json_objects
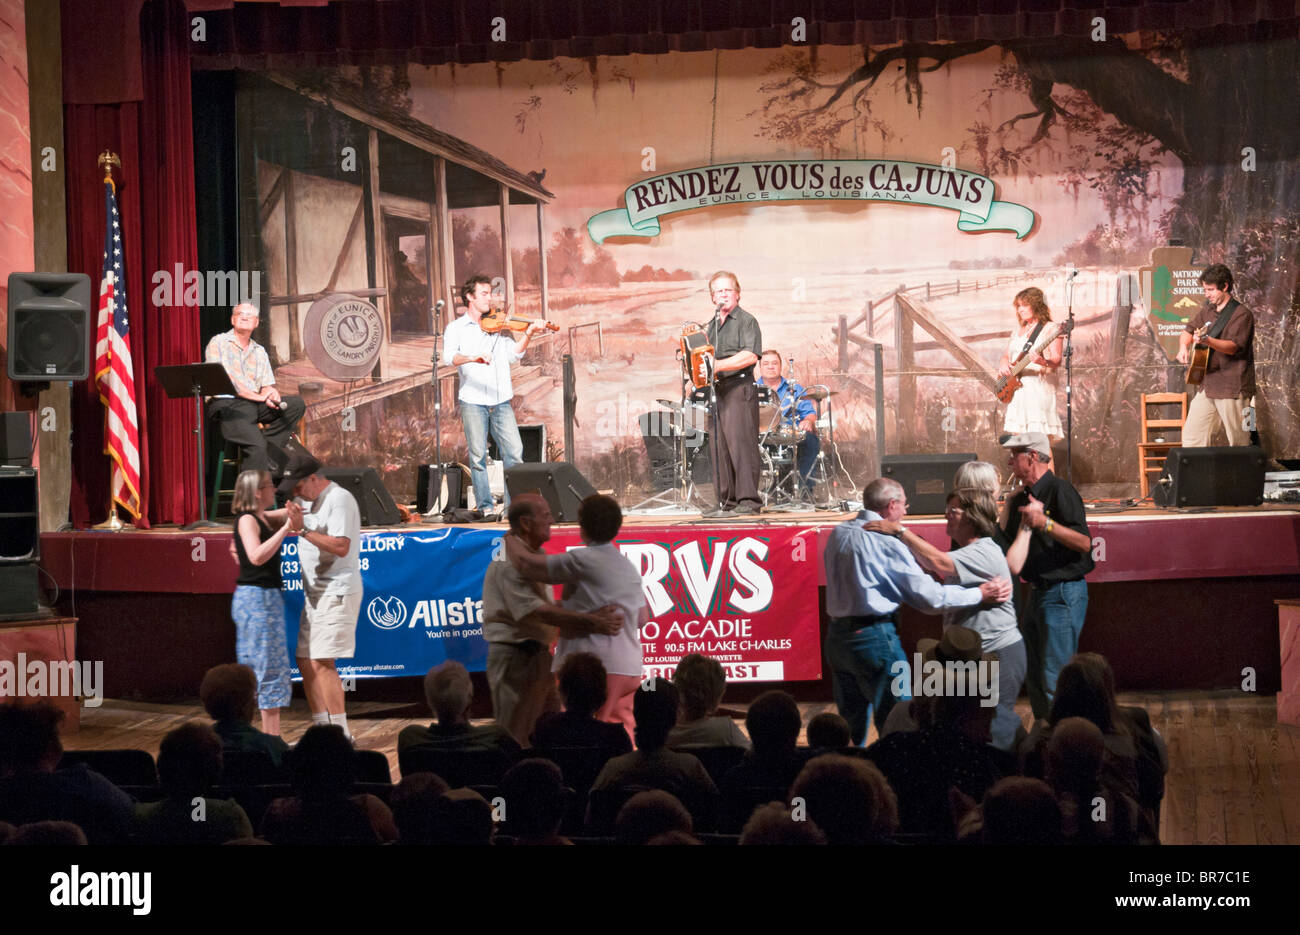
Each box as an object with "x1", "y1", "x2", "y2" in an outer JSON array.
[{"x1": 93, "y1": 180, "x2": 141, "y2": 519}]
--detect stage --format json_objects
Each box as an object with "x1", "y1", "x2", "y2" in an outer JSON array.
[{"x1": 36, "y1": 503, "x2": 1300, "y2": 701}]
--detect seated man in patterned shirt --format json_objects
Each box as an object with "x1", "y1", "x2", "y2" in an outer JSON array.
[
  {"x1": 205, "y1": 302, "x2": 305, "y2": 473},
  {"x1": 756, "y1": 349, "x2": 821, "y2": 498}
]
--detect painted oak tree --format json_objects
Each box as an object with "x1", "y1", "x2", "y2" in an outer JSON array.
[{"x1": 753, "y1": 27, "x2": 1300, "y2": 452}]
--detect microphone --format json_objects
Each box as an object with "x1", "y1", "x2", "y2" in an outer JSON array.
[
  {"x1": 1066, "y1": 268, "x2": 1079, "y2": 281},
  {"x1": 788, "y1": 356, "x2": 795, "y2": 376},
  {"x1": 434, "y1": 299, "x2": 445, "y2": 312},
  {"x1": 278, "y1": 401, "x2": 288, "y2": 411}
]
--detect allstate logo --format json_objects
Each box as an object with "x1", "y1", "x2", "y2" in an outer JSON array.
[{"x1": 367, "y1": 596, "x2": 407, "y2": 630}]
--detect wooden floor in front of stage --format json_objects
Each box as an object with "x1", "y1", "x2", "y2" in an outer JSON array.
[{"x1": 63, "y1": 689, "x2": 1300, "y2": 845}]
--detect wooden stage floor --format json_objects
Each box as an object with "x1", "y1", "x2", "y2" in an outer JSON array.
[{"x1": 62, "y1": 690, "x2": 1300, "y2": 846}]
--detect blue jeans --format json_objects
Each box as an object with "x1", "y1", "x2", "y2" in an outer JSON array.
[
  {"x1": 461, "y1": 401, "x2": 523, "y2": 511},
  {"x1": 824, "y1": 617, "x2": 911, "y2": 746},
  {"x1": 1020, "y1": 578, "x2": 1089, "y2": 720}
]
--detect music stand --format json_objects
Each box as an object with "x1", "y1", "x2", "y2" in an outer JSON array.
[{"x1": 155, "y1": 363, "x2": 237, "y2": 530}]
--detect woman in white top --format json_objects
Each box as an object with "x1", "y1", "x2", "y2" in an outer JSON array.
[
  {"x1": 996, "y1": 287, "x2": 1064, "y2": 441},
  {"x1": 866, "y1": 488, "x2": 1027, "y2": 751}
]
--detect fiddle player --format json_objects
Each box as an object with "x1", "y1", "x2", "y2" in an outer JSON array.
[
  {"x1": 442, "y1": 274, "x2": 547, "y2": 517},
  {"x1": 756, "y1": 350, "x2": 821, "y2": 497},
  {"x1": 703, "y1": 271, "x2": 763, "y2": 516}
]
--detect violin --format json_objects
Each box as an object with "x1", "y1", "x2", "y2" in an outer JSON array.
[{"x1": 479, "y1": 308, "x2": 560, "y2": 335}]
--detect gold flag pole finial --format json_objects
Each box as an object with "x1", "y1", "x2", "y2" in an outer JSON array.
[{"x1": 98, "y1": 150, "x2": 121, "y2": 189}]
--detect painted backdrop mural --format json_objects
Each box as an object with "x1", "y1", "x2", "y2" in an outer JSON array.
[{"x1": 234, "y1": 31, "x2": 1298, "y2": 505}]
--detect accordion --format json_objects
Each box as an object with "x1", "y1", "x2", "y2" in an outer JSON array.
[{"x1": 680, "y1": 323, "x2": 715, "y2": 388}]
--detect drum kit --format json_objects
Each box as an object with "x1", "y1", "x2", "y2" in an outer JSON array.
[
  {"x1": 757, "y1": 383, "x2": 839, "y2": 510},
  {"x1": 629, "y1": 320, "x2": 846, "y2": 515}
]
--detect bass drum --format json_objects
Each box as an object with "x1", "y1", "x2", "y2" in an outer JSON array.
[{"x1": 758, "y1": 447, "x2": 778, "y2": 506}]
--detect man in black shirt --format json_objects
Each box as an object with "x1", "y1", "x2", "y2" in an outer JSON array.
[
  {"x1": 703, "y1": 271, "x2": 763, "y2": 515},
  {"x1": 1001, "y1": 432, "x2": 1095, "y2": 719}
]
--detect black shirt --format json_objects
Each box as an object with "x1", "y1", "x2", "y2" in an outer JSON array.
[
  {"x1": 234, "y1": 511, "x2": 282, "y2": 588},
  {"x1": 706, "y1": 304, "x2": 762, "y2": 381},
  {"x1": 1003, "y1": 470, "x2": 1095, "y2": 585}
]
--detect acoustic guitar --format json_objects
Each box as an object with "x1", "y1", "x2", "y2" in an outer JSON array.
[
  {"x1": 995, "y1": 321, "x2": 1062, "y2": 403},
  {"x1": 1184, "y1": 324, "x2": 1211, "y2": 385}
]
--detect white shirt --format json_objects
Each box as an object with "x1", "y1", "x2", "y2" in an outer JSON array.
[
  {"x1": 547, "y1": 542, "x2": 647, "y2": 677},
  {"x1": 442, "y1": 315, "x2": 525, "y2": 406},
  {"x1": 296, "y1": 482, "x2": 362, "y2": 598}
]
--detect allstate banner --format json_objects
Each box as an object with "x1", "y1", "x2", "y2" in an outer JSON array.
[
  {"x1": 587, "y1": 159, "x2": 1035, "y2": 243},
  {"x1": 281, "y1": 527, "x2": 500, "y2": 681},
  {"x1": 279, "y1": 524, "x2": 822, "y2": 683}
]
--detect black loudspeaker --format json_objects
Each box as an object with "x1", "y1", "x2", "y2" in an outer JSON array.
[
  {"x1": 488, "y1": 424, "x2": 546, "y2": 463},
  {"x1": 881, "y1": 452, "x2": 978, "y2": 515},
  {"x1": 637, "y1": 412, "x2": 710, "y2": 485},
  {"x1": 0, "y1": 564, "x2": 39, "y2": 617},
  {"x1": 321, "y1": 467, "x2": 403, "y2": 526},
  {"x1": 6, "y1": 272, "x2": 92, "y2": 381},
  {"x1": 416, "y1": 463, "x2": 469, "y2": 512},
  {"x1": 505, "y1": 462, "x2": 596, "y2": 523},
  {"x1": 1161, "y1": 446, "x2": 1266, "y2": 507},
  {"x1": 1, "y1": 413, "x2": 34, "y2": 466},
  {"x1": 0, "y1": 467, "x2": 39, "y2": 563}
]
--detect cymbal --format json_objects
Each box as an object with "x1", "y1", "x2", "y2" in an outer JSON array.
[{"x1": 803, "y1": 386, "x2": 839, "y2": 401}]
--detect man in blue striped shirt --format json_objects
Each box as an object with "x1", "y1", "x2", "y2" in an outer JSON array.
[{"x1": 823, "y1": 477, "x2": 1012, "y2": 746}]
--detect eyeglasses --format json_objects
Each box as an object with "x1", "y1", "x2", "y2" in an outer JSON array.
[{"x1": 945, "y1": 505, "x2": 964, "y2": 517}]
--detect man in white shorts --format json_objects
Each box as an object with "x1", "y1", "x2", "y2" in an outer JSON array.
[{"x1": 280, "y1": 453, "x2": 363, "y2": 737}]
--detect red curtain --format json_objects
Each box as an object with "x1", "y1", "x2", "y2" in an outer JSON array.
[{"x1": 64, "y1": 0, "x2": 199, "y2": 528}]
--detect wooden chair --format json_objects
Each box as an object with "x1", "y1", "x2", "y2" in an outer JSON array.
[{"x1": 1137, "y1": 392, "x2": 1188, "y2": 498}]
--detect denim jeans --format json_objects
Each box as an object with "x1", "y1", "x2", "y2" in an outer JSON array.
[
  {"x1": 1020, "y1": 578, "x2": 1089, "y2": 720},
  {"x1": 990, "y1": 637, "x2": 1028, "y2": 752},
  {"x1": 824, "y1": 618, "x2": 911, "y2": 746},
  {"x1": 461, "y1": 401, "x2": 523, "y2": 510}
]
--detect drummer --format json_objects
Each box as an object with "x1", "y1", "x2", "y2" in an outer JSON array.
[{"x1": 757, "y1": 350, "x2": 821, "y2": 495}]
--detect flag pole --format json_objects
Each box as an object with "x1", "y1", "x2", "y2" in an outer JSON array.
[{"x1": 92, "y1": 150, "x2": 126, "y2": 532}]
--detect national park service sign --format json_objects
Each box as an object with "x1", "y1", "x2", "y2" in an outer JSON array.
[
  {"x1": 588, "y1": 159, "x2": 1036, "y2": 243},
  {"x1": 304, "y1": 293, "x2": 385, "y2": 380}
]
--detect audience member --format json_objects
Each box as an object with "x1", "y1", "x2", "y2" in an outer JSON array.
[
  {"x1": 587, "y1": 678, "x2": 718, "y2": 832},
  {"x1": 499, "y1": 758, "x2": 570, "y2": 845},
  {"x1": 133, "y1": 723, "x2": 253, "y2": 845},
  {"x1": 789, "y1": 755, "x2": 898, "y2": 845},
  {"x1": 719, "y1": 691, "x2": 810, "y2": 831},
  {"x1": 667, "y1": 654, "x2": 750, "y2": 750},
  {"x1": 390, "y1": 772, "x2": 451, "y2": 845},
  {"x1": 200, "y1": 663, "x2": 290, "y2": 771},
  {"x1": 531, "y1": 653, "x2": 632, "y2": 759},
  {"x1": 399, "y1": 661, "x2": 522, "y2": 761},
  {"x1": 963, "y1": 776, "x2": 1063, "y2": 845},
  {"x1": 613, "y1": 789, "x2": 693, "y2": 845},
  {"x1": 739, "y1": 802, "x2": 827, "y2": 845},
  {"x1": 1043, "y1": 717, "x2": 1142, "y2": 845},
  {"x1": 261, "y1": 725, "x2": 397, "y2": 845},
  {"x1": 0, "y1": 703, "x2": 134, "y2": 845},
  {"x1": 1019, "y1": 652, "x2": 1164, "y2": 836},
  {"x1": 429, "y1": 788, "x2": 494, "y2": 845},
  {"x1": 805, "y1": 712, "x2": 851, "y2": 752},
  {"x1": 865, "y1": 689, "x2": 1005, "y2": 840}
]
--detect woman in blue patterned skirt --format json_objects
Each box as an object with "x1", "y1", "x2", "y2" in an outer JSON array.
[{"x1": 231, "y1": 470, "x2": 300, "y2": 736}]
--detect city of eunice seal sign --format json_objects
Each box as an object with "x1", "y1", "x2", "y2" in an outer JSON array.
[
  {"x1": 587, "y1": 159, "x2": 1036, "y2": 243},
  {"x1": 304, "y1": 293, "x2": 385, "y2": 381}
]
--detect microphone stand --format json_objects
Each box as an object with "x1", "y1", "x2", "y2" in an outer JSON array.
[
  {"x1": 707, "y1": 303, "x2": 725, "y2": 514},
  {"x1": 1063, "y1": 270, "x2": 1077, "y2": 483},
  {"x1": 429, "y1": 299, "x2": 447, "y2": 515}
]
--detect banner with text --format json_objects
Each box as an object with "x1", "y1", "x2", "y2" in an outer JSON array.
[
  {"x1": 587, "y1": 159, "x2": 1035, "y2": 243},
  {"x1": 279, "y1": 525, "x2": 822, "y2": 683}
]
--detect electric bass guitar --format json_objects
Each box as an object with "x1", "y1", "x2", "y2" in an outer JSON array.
[{"x1": 995, "y1": 321, "x2": 1062, "y2": 403}]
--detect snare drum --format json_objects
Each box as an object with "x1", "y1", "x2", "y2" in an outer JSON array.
[{"x1": 767, "y1": 425, "x2": 807, "y2": 447}]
